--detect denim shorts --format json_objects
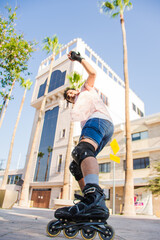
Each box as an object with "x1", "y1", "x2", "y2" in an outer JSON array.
[{"x1": 79, "y1": 118, "x2": 114, "y2": 156}]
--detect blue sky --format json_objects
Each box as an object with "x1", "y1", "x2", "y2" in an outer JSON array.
[{"x1": 0, "y1": 0, "x2": 160, "y2": 170}]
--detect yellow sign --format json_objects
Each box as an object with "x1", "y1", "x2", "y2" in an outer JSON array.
[
  {"x1": 110, "y1": 138, "x2": 120, "y2": 155},
  {"x1": 110, "y1": 139, "x2": 120, "y2": 163},
  {"x1": 110, "y1": 154, "x2": 120, "y2": 164}
]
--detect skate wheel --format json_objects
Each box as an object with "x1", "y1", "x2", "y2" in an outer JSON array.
[
  {"x1": 63, "y1": 222, "x2": 79, "y2": 239},
  {"x1": 81, "y1": 226, "x2": 97, "y2": 240},
  {"x1": 98, "y1": 224, "x2": 115, "y2": 240},
  {"x1": 46, "y1": 220, "x2": 61, "y2": 237}
]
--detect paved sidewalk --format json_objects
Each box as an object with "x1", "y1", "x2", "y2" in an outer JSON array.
[{"x1": 0, "y1": 206, "x2": 159, "y2": 240}]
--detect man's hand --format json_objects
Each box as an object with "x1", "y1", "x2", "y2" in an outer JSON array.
[{"x1": 68, "y1": 51, "x2": 84, "y2": 63}]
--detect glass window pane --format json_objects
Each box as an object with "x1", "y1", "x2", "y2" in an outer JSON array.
[
  {"x1": 140, "y1": 131, "x2": 148, "y2": 139},
  {"x1": 34, "y1": 107, "x2": 59, "y2": 182},
  {"x1": 37, "y1": 79, "x2": 47, "y2": 98},
  {"x1": 132, "y1": 132, "x2": 140, "y2": 141},
  {"x1": 145, "y1": 157, "x2": 150, "y2": 167},
  {"x1": 133, "y1": 159, "x2": 141, "y2": 169},
  {"x1": 99, "y1": 163, "x2": 110, "y2": 173},
  {"x1": 49, "y1": 70, "x2": 66, "y2": 93},
  {"x1": 132, "y1": 103, "x2": 136, "y2": 112}
]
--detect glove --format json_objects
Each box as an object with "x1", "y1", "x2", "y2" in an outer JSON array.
[{"x1": 70, "y1": 51, "x2": 84, "y2": 63}]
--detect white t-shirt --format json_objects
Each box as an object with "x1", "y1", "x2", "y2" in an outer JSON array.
[{"x1": 71, "y1": 83, "x2": 113, "y2": 128}]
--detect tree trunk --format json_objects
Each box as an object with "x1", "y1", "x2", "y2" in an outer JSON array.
[
  {"x1": 19, "y1": 53, "x2": 55, "y2": 206},
  {"x1": 120, "y1": 14, "x2": 135, "y2": 215},
  {"x1": 35, "y1": 158, "x2": 41, "y2": 181},
  {"x1": 1, "y1": 88, "x2": 27, "y2": 189},
  {"x1": 0, "y1": 79, "x2": 16, "y2": 128},
  {"x1": 62, "y1": 121, "x2": 74, "y2": 200},
  {"x1": 0, "y1": 99, "x2": 6, "y2": 118},
  {"x1": 44, "y1": 153, "x2": 50, "y2": 181}
]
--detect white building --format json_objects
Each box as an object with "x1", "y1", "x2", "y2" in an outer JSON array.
[{"x1": 23, "y1": 38, "x2": 145, "y2": 208}]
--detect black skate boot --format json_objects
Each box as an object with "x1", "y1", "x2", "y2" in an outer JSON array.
[
  {"x1": 47, "y1": 184, "x2": 114, "y2": 239},
  {"x1": 55, "y1": 183, "x2": 109, "y2": 221}
]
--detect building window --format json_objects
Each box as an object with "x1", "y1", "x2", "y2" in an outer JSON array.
[
  {"x1": 57, "y1": 155, "x2": 62, "y2": 172},
  {"x1": 137, "y1": 108, "x2": 144, "y2": 117},
  {"x1": 37, "y1": 70, "x2": 66, "y2": 98},
  {"x1": 132, "y1": 103, "x2": 144, "y2": 117},
  {"x1": 34, "y1": 107, "x2": 59, "y2": 182},
  {"x1": 123, "y1": 157, "x2": 150, "y2": 170},
  {"x1": 132, "y1": 131, "x2": 148, "y2": 141},
  {"x1": 99, "y1": 162, "x2": 111, "y2": 173},
  {"x1": 61, "y1": 129, "x2": 66, "y2": 138},
  {"x1": 100, "y1": 92, "x2": 108, "y2": 106},
  {"x1": 133, "y1": 157, "x2": 150, "y2": 169},
  {"x1": 132, "y1": 103, "x2": 136, "y2": 112},
  {"x1": 95, "y1": 88, "x2": 99, "y2": 94},
  {"x1": 104, "y1": 189, "x2": 110, "y2": 200},
  {"x1": 7, "y1": 174, "x2": 22, "y2": 185},
  {"x1": 37, "y1": 79, "x2": 47, "y2": 98}
]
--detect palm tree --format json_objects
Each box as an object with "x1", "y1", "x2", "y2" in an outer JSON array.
[
  {"x1": 100, "y1": 0, "x2": 135, "y2": 215},
  {"x1": 1, "y1": 79, "x2": 33, "y2": 189},
  {"x1": 0, "y1": 79, "x2": 16, "y2": 128},
  {"x1": 0, "y1": 94, "x2": 8, "y2": 118},
  {"x1": 35, "y1": 152, "x2": 44, "y2": 181},
  {"x1": 19, "y1": 35, "x2": 62, "y2": 206},
  {"x1": 62, "y1": 72, "x2": 83, "y2": 200},
  {"x1": 0, "y1": 70, "x2": 20, "y2": 128},
  {"x1": 44, "y1": 146, "x2": 53, "y2": 181},
  {"x1": 67, "y1": 72, "x2": 84, "y2": 89}
]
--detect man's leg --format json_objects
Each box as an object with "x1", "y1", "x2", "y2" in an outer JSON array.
[
  {"x1": 69, "y1": 138, "x2": 99, "y2": 190},
  {"x1": 69, "y1": 160, "x2": 85, "y2": 191},
  {"x1": 55, "y1": 138, "x2": 109, "y2": 222},
  {"x1": 75, "y1": 138, "x2": 99, "y2": 186}
]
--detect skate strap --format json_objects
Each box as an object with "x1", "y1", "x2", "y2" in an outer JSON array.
[
  {"x1": 84, "y1": 186, "x2": 104, "y2": 196},
  {"x1": 74, "y1": 194, "x2": 84, "y2": 201},
  {"x1": 84, "y1": 187, "x2": 96, "y2": 194}
]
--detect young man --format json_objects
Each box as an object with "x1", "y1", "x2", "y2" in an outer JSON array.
[{"x1": 55, "y1": 51, "x2": 114, "y2": 221}]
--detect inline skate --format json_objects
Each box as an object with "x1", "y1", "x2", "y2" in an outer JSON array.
[{"x1": 46, "y1": 183, "x2": 115, "y2": 239}]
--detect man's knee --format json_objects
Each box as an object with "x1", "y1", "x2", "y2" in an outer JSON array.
[
  {"x1": 71, "y1": 141, "x2": 96, "y2": 166},
  {"x1": 69, "y1": 161, "x2": 83, "y2": 181}
]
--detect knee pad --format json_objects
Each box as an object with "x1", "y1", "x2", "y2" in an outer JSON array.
[
  {"x1": 72, "y1": 142, "x2": 95, "y2": 166},
  {"x1": 69, "y1": 161, "x2": 83, "y2": 181}
]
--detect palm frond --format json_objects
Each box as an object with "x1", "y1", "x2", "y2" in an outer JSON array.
[
  {"x1": 112, "y1": 12, "x2": 119, "y2": 18},
  {"x1": 100, "y1": 0, "x2": 132, "y2": 16},
  {"x1": 104, "y1": 1, "x2": 115, "y2": 9},
  {"x1": 125, "y1": 1, "x2": 133, "y2": 11},
  {"x1": 42, "y1": 35, "x2": 62, "y2": 55},
  {"x1": 67, "y1": 71, "x2": 84, "y2": 89}
]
